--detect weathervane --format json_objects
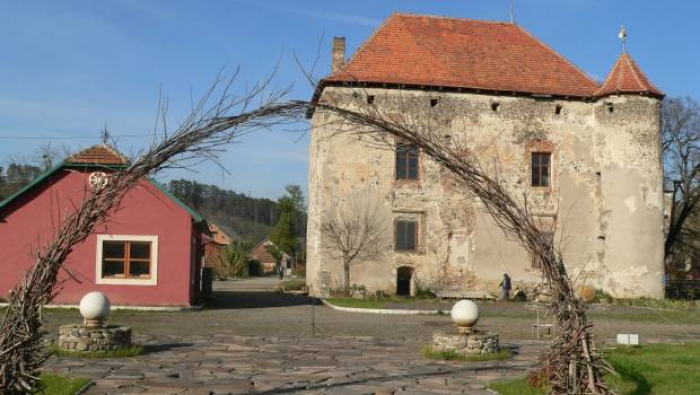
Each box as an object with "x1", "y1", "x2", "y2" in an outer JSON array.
[
  {"x1": 509, "y1": 0, "x2": 515, "y2": 24},
  {"x1": 101, "y1": 124, "x2": 109, "y2": 144},
  {"x1": 618, "y1": 25, "x2": 628, "y2": 54}
]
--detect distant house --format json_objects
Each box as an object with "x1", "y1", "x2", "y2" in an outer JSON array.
[
  {"x1": 203, "y1": 222, "x2": 234, "y2": 268},
  {"x1": 0, "y1": 144, "x2": 209, "y2": 307},
  {"x1": 250, "y1": 237, "x2": 278, "y2": 274}
]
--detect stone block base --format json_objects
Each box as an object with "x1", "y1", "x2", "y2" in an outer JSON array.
[
  {"x1": 59, "y1": 324, "x2": 132, "y2": 352},
  {"x1": 432, "y1": 330, "x2": 499, "y2": 355}
]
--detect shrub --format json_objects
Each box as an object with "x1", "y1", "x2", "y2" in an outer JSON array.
[
  {"x1": 595, "y1": 289, "x2": 614, "y2": 304},
  {"x1": 211, "y1": 241, "x2": 250, "y2": 279},
  {"x1": 279, "y1": 279, "x2": 307, "y2": 292},
  {"x1": 414, "y1": 287, "x2": 436, "y2": 299}
]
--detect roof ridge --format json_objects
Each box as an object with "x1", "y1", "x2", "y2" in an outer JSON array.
[
  {"x1": 513, "y1": 24, "x2": 600, "y2": 90},
  {"x1": 391, "y1": 12, "x2": 514, "y2": 26},
  {"x1": 624, "y1": 53, "x2": 663, "y2": 94},
  {"x1": 623, "y1": 55, "x2": 645, "y2": 90},
  {"x1": 596, "y1": 55, "x2": 623, "y2": 95}
]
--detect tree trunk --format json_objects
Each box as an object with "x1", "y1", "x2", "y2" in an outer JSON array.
[{"x1": 343, "y1": 256, "x2": 351, "y2": 291}]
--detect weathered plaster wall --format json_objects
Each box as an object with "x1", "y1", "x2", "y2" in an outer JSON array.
[{"x1": 306, "y1": 87, "x2": 664, "y2": 298}]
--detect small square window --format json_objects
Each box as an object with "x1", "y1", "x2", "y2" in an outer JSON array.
[
  {"x1": 395, "y1": 220, "x2": 418, "y2": 251},
  {"x1": 430, "y1": 98, "x2": 439, "y2": 107},
  {"x1": 97, "y1": 235, "x2": 158, "y2": 285},
  {"x1": 367, "y1": 95, "x2": 375, "y2": 105},
  {"x1": 531, "y1": 152, "x2": 551, "y2": 187},
  {"x1": 101, "y1": 240, "x2": 152, "y2": 279}
]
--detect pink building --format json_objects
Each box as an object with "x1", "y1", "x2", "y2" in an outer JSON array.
[{"x1": 0, "y1": 145, "x2": 208, "y2": 307}]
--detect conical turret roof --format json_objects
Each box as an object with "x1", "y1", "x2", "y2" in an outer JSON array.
[{"x1": 595, "y1": 53, "x2": 663, "y2": 98}]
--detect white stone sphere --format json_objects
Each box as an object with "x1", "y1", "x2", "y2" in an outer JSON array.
[
  {"x1": 79, "y1": 292, "x2": 110, "y2": 320},
  {"x1": 451, "y1": 299, "x2": 480, "y2": 328}
]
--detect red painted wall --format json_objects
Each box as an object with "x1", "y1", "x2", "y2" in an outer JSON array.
[{"x1": 0, "y1": 168, "x2": 197, "y2": 307}]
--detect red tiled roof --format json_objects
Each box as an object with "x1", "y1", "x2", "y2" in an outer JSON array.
[
  {"x1": 595, "y1": 53, "x2": 664, "y2": 98},
  {"x1": 324, "y1": 13, "x2": 601, "y2": 98},
  {"x1": 66, "y1": 144, "x2": 128, "y2": 165}
]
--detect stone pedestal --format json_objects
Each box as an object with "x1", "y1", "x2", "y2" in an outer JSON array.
[
  {"x1": 432, "y1": 330, "x2": 499, "y2": 355},
  {"x1": 59, "y1": 324, "x2": 132, "y2": 352}
]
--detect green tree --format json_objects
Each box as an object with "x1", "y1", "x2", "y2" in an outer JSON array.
[
  {"x1": 269, "y1": 185, "x2": 306, "y2": 265},
  {"x1": 221, "y1": 241, "x2": 250, "y2": 278}
]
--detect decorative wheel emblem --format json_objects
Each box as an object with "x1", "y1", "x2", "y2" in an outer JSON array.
[{"x1": 88, "y1": 172, "x2": 109, "y2": 190}]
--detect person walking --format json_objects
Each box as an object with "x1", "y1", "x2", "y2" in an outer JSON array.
[
  {"x1": 500, "y1": 272, "x2": 512, "y2": 300},
  {"x1": 277, "y1": 263, "x2": 284, "y2": 280}
]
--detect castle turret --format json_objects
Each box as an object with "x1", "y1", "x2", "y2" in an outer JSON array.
[
  {"x1": 595, "y1": 53, "x2": 664, "y2": 99},
  {"x1": 593, "y1": 52, "x2": 665, "y2": 298}
]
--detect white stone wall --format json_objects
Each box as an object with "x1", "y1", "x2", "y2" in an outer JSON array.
[{"x1": 306, "y1": 87, "x2": 664, "y2": 298}]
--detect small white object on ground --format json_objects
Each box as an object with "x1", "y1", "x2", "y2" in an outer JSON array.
[{"x1": 616, "y1": 334, "x2": 639, "y2": 345}]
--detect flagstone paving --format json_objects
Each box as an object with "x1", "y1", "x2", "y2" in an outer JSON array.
[
  {"x1": 45, "y1": 334, "x2": 545, "y2": 394},
  {"x1": 39, "y1": 278, "x2": 700, "y2": 393}
]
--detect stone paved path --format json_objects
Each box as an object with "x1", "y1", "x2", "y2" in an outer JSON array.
[{"x1": 45, "y1": 334, "x2": 545, "y2": 394}]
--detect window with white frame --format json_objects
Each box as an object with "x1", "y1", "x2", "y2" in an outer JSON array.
[{"x1": 96, "y1": 235, "x2": 158, "y2": 285}]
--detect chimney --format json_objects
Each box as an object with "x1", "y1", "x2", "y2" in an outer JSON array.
[{"x1": 332, "y1": 36, "x2": 346, "y2": 73}]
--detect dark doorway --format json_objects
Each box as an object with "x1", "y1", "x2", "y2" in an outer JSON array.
[{"x1": 396, "y1": 267, "x2": 413, "y2": 296}]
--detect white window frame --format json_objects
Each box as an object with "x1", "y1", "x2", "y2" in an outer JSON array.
[{"x1": 95, "y1": 235, "x2": 159, "y2": 286}]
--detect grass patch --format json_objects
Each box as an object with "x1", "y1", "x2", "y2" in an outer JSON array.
[
  {"x1": 421, "y1": 345, "x2": 511, "y2": 362},
  {"x1": 604, "y1": 343, "x2": 700, "y2": 394},
  {"x1": 49, "y1": 344, "x2": 144, "y2": 358},
  {"x1": 612, "y1": 297, "x2": 700, "y2": 310},
  {"x1": 489, "y1": 343, "x2": 700, "y2": 394},
  {"x1": 489, "y1": 378, "x2": 546, "y2": 395},
  {"x1": 35, "y1": 373, "x2": 89, "y2": 395},
  {"x1": 587, "y1": 307, "x2": 700, "y2": 325}
]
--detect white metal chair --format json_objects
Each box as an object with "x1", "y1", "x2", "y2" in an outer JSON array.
[{"x1": 531, "y1": 306, "x2": 554, "y2": 339}]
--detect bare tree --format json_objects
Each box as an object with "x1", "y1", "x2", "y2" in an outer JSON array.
[
  {"x1": 0, "y1": 74, "x2": 306, "y2": 393},
  {"x1": 38, "y1": 142, "x2": 73, "y2": 170},
  {"x1": 312, "y1": 94, "x2": 612, "y2": 394},
  {"x1": 663, "y1": 97, "x2": 700, "y2": 269},
  {"x1": 321, "y1": 192, "x2": 388, "y2": 291}
]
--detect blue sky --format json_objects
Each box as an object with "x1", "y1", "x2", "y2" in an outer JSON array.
[{"x1": 0, "y1": 0, "x2": 697, "y2": 200}]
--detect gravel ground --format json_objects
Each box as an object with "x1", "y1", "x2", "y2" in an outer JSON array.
[{"x1": 42, "y1": 277, "x2": 700, "y2": 344}]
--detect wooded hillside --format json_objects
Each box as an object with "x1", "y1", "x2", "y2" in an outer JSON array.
[{"x1": 166, "y1": 179, "x2": 284, "y2": 245}]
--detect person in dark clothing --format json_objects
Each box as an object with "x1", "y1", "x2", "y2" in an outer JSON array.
[
  {"x1": 500, "y1": 272, "x2": 512, "y2": 300},
  {"x1": 277, "y1": 263, "x2": 284, "y2": 280}
]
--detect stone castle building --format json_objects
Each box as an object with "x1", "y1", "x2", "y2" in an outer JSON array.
[{"x1": 305, "y1": 14, "x2": 665, "y2": 298}]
